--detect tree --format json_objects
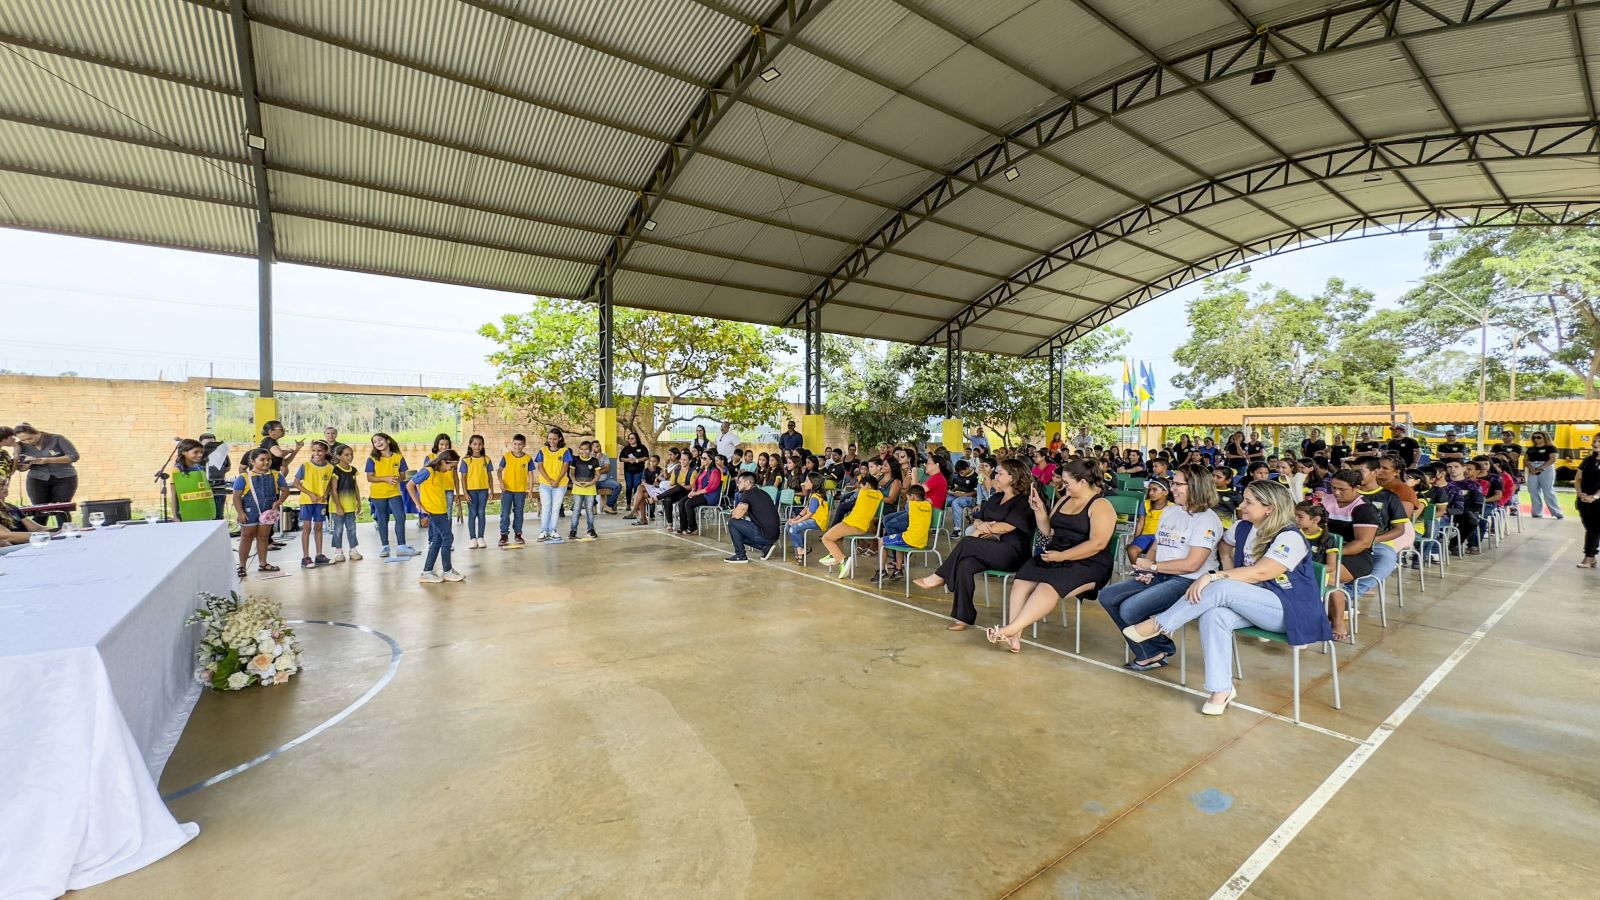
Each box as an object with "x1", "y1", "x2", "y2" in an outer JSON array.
[
  {"x1": 821, "y1": 337, "x2": 937, "y2": 448},
  {"x1": 460, "y1": 298, "x2": 796, "y2": 439},
  {"x1": 1398, "y1": 227, "x2": 1600, "y2": 398}
]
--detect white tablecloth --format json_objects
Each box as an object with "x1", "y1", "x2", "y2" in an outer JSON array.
[{"x1": 0, "y1": 522, "x2": 233, "y2": 900}]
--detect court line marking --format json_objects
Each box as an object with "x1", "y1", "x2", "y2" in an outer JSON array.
[
  {"x1": 1210, "y1": 538, "x2": 1572, "y2": 899},
  {"x1": 162, "y1": 620, "x2": 403, "y2": 802},
  {"x1": 655, "y1": 530, "x2": 1366, "y2": 746}
]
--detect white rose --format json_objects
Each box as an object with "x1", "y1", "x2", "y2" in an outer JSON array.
[
  {"x1": 257, "y1": 642, "x2": 279, "y2": 659},
  {"x1": 275, "y1": 652, "x2": 298, "y2": 671},
  {"x1": 226, "y1": 672, "x2": 249, "y2": 690}
]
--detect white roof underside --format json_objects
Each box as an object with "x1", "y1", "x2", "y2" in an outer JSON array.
[{"x1": 3, "y1": 0, "x2": 1600, "y2": 356}]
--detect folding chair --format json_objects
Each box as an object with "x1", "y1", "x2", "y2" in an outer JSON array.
[
  {"x1": 839, "y1": 498, "x2": 886, "y2": 579},
  {"x1": 878, "y1": 509, "x2": 944, "y2": 597},
  {"x1": 1230, "y1": 563, "x2": 1342, "y2": 723}
]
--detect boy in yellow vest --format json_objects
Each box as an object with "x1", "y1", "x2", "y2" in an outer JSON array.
[
  {"x1": 497, "y1": 434, "x2": 532, "y2": 547},
  {"x1": 819, "y1": 474, "x2": 883, "y2": 580},
  {"x1": 293, "y1": 440, "x2": 334, "y2": 568},
  {"x1": 878, "y1": 484, "x2": 933, "y2": 581}
]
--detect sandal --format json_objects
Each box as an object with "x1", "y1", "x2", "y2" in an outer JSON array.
[
  {"x1": 236, "y1": 565, "x2": 247, "y2": 578},
  {"x1": 1332, "y1": 611, "x2": 1350, "y2": 642},
  {"x1": 985, "y1": 626, "x2": 1003, "y2": 644},
  {"x1": 258, "y1": 563, "x2": 281, "y2": 573}
]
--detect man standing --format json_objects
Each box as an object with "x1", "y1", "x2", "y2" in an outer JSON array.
[
  {"x1": 778, "y1": 420, "x2": 804, "y2": 454},
  {"x1": 966, "y1": 426, "x2": 990, "y2": 456},
  {"x1": 1494, "y1": 429, "x2": 1524, "y2": 477},
  {"x1": 724, "y1": 471, "x2": 779, "y2": 563},
  {"x1": 1074, "y1": 426, "x2": 1094, "y2": 455},
  {"x1": 324, "y1": 426, "x2": 339, "y2": 447},
  {"x1": 716, "y1": 421, "x2": 740, "y2": 463},
  {"x1": 1386, "y1": 424, "x2": 1421, "y2": 468},
  {"x1": 1435, "y1": 430, "x2": 1469, "y2": 462},
  {"x1": 1354, "y1": 429, "x2": 1383, "y2": 460}
]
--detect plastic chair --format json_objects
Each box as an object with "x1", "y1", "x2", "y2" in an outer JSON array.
[
  {"x1": 840, "y1": 498, "x2": 886, "y2": 579},
  {"x1": 1232, "y1": 563, "x2": 1342, "y2": 723},
  {"x1": 879, "y1": 509, "x2": 944, "y2": 597}
]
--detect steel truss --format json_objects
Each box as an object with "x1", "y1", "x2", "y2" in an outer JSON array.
[
  {"x1": 784, "y1": 0, "x2": 1600, "y2": 328},
  {"x1": 803, "y1": 297, "x2": 823, "y2": 415},
  {"x1": 1024, "y1": 201, "x2": 1600, "y2": 359},
  {"x1": 227, "y1": 0, "x2": 275, "y2": 398},
  {"x1": 932, "y1": 119, "x2": 1600, "y2": 344},
  {"x1": 583, "y1": 0, "x2": 832, "y2": 302},
  {"x1": 945, "y1": 328, "x2": 962, "y2": 420}
]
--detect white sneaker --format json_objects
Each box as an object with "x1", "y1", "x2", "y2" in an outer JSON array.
[
  {"x1": 442, "y1": 569, "x2": 465, "y2": 582},
  {"x1": 379, "y1": 546, "x2": 391, "y2": 558},
  {"x1": 396, "y1": 544, "x2": 419, "y2": 556},
  {"x1": 349, "y1": 549, "x2": 363, "y2": 561},
  {"x1": 419, "y1": 570, "x2": 443, "y2": 584},
  {"x1": 330, "y1": 551, "x2": 346, "y2": 563}
]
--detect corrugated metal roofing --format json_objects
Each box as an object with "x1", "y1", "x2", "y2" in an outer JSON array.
[
  {"x1": 1111, "y1": 401, "x2": 1600, "y2": 428},
  {"x1": 1, "y1": 0, "x2": 1598, "y2": 354}
]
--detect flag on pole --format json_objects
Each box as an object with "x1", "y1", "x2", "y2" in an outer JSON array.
[
  {"x1": 1139, "y1": 361, "x2": 1156, "y2": 406},
  {"x1": 1120, "y1": 358, "x2": 1134, "y2": 403}
]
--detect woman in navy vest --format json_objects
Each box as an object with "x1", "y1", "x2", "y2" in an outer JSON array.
[{"x1": 1120, "y1": 480, "x2": 1331, "y2": 715}]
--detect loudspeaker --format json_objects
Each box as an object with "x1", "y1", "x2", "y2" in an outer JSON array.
[{"x1": 81, "y1": 498, "x2": 133, "y2": 526}]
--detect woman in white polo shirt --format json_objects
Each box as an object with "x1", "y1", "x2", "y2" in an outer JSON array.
[{"x1": 1097, "y1": 464, "x2": 1224, "y2": 671}]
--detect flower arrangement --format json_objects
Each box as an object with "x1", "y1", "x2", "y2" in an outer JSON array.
[{"x1": 186, "y1": 591, "x2": 302, "y2": 690}]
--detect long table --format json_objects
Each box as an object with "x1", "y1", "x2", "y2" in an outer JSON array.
[{"x1": 0, "y1": 522, "x2": 233, "y2": 900}]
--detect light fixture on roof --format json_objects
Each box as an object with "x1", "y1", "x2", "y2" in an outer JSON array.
[
  {"x1": 1146, "y1": 224, "x2": 1160, "y2": 235},
  {"x1": 1003, "y1": 166, "x2": 1021, "y2": 181},
  {"x1": 759, "y1": 66, "x2": 781, "y2": 82},
  {"x1": 1363, "y1": 173, "x2": 1382, "y2": 183},
  {"x1": 246, "y1": 133, "x2": 266, "y2": 150},
  {"x1": 643, "y1": 219, "x2": 657, "y2": 232},
  {"x1": 1239, "y1": 265, "x2": 1251, "y2": 275},
  {"x1": 1428, "y1": 229, "x2": 1445, "y2": 241},
  {"x1": 1250, "y1": 68, "x2": 1276, "y2": 85}
]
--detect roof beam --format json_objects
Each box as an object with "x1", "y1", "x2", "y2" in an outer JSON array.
[
  {"x1": 227, "y1": 0, "x2": 275, "y2": 397},
  {"x1": 932, "y1": 120, "x2": 1600, "y2": 342},
  {"x1": 1025, "y1": 201, "x2": 1600, "y2": 357}
]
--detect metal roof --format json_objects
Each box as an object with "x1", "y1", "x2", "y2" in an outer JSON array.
[{"x1": 3, "y1": 0, "x2": 1600, "y2": 354}]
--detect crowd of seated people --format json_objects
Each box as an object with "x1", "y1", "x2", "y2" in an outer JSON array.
[{"x1": 642, "y1": 428, "x2": 1576, "y2": 717}]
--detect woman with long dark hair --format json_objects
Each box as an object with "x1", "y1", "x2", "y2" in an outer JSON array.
[
  {"x1": 987, "y1": 458, "x2": 1116, "y2": 652},
  {"x1": 1576, "y1": 447, "x2": 1599, "y2": 569},
  {"x1": 914, "y1": 458, "x2": 1036, "y2": 631},
  {"x1": 620, "y1": 430, "x2": 650, "y2": 507},
  {"x1": 13, "y1": 423, "x2": 80, "y2": 518},
  {"x1": 365, "y1": 432, "x2": 414, "y2": 557}
]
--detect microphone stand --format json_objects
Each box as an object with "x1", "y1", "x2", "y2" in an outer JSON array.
[{"x1": 152, "y1": 441, "x2": 181, "y2": 523}]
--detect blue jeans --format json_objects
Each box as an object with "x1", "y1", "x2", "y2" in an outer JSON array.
[
  {"x1": 570, "y1": 494, "x2": 597, "y2": 534},
  {"x1": 328, "y1": 512, "x2": 358, "y2": 549},
  {"x1": 597, "y1": 478, "x2": 622, "y2": 511},
  {"x1": 789, "y1": 518, "x2": 820, "y2": 549},
  {"x1": 500, "y1": 491, "x2": 525, "y2": 536},
  {"x1": 371, "y1": 496, "x2": 407, "y2": 547},
  {"x1": 1370, "y1": 543, "x2": 1398, "y2": 584},
  {"x1": 466, "y1": 489, "x2": 489, "y2": 539},
  {"x1": 423, "y1": 512, "x2": 453, "y2": 571},
  {"x1": 949, "y1": 495, "x2": 976, "y2": 533},
  {"x1": 1154, "y1": 579, "x2": 1286, "y2": 693},
  {"x1": 882, "y1": 510, "x2": 909, "y2": 535},
  {"x1": 539, "y1": 484, "x2": 566, "y2": 534},
  {"x1": 728, "y1": 517, "x2": 773, "y2": 557},
  {"x1": 624, "y1": 471, "x2": 643, "y2": 506},
  {"x1": 1528, "y1": 468, "x2": 1560, "y2": 516},
  {"x1": 1099, "y1": 574, "x2": 1192, "y2": 659}
]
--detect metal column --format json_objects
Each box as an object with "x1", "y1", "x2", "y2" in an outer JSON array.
[
  {"x1": 597, "y1": 268, "x2": 614, "y2": 409},
  {"x1": 229, "y1": 0, "x2": 274, "y2": 400},
  {"x1": 1047, "y1": 342, "x2": 1062, "y2": 423},
  {"x1": 945, "y1": 328, "x2": 962, "y2": 419},
  {"x1": 803, "y1": 296, "x2": 822, "y2": 414}
]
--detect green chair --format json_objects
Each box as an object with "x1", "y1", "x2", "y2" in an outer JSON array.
[
  {"x1": 840, "y1": 498, "x2": 886, "y2": 579},
  {"x1": 879, "y1": 508, "x2": 944, "y2": 597},
  {"x1": 1230, "y1": 562, "x2": 1343, "y2": 724}
]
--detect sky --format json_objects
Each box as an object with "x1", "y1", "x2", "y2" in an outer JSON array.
[{"x1": 1, "y1": 227, "x2": 1437, "y2": 408}]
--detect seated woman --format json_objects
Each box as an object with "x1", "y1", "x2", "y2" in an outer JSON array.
[
  {"x1": 1317, "y1": 469, "x2": 1382, "y2": 640},
  {"x1": 0, "y1": 498, "x2": 50, "y2": 555},
  {"x1": 987, "y1": 458, "x2": 1116, "y2": 652},
  {"x1": 675, "y1": 454, "x2": 723, "y2": 535},
  {"x1": 1100, "y1": 464, "x2": 1224, "y2": 670},
  {"x1": 786, "y1": 473, "x2": 830, "y2": 565},
  {"x1": 914, "y1": 459, "x2": 1036, "y2": 631},
  {"x1": 1294, "y1": 500, "x2": 1354, "y2": 641},
  {"x1": 818, "y1": 474, "x2": 883, "y2": 578},
  {"x1": 1121, "y1": 480, "x2": 1332, "y2": 715},
  {"x1": 1031, "y1": 447, "x2": 1057, "y2": 488},
  {"x1": 655, "y1": 449, "x2": 689, "y2": 529},
  {"x1": 628, "y1": 455, "x2": 663, "y2": 525}
]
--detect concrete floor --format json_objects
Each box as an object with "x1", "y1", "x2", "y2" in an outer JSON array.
[{"x1": 81, "y1": 512, "x2": 1600, "y2": 899}]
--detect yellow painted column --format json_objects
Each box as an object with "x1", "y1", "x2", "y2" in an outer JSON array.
[
  {"x1": 802, "y1": 414, "x2": 826, "y2": 453},
  {"x1": 1053, "y1": 421, "x2": 1070, "y2": 451},
  {"x1": 596, "y1": 407, "x2": 618, "y2": 458},
  {"x1": 254, "y1": 396, "x2": 278, "y2": 431},
  {"x1": 941, "y1": 418, "x2": 965, "y2": 452}
]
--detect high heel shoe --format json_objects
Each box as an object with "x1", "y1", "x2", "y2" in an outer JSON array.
[
  {"x1": 1200, "y1": 688, "x2": 1237, "y2": 716},
  {"x1": 1578, "y1": 557, "x2": 1597, "y2": 569}
]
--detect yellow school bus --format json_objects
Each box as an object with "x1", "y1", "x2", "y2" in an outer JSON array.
[{"x1": 1554, "y1": 423, "x2": 1598, "y2": 482}]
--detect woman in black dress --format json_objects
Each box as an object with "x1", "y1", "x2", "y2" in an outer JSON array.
[
  {"x1": 914, "y1": 458, "x2": 1035, "y2": 631},
  {"x1": 987, "y1": 458, "x2": 1117, "y2": 652}
]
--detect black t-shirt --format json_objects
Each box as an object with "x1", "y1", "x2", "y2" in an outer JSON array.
[
  {"x1": 1358, "y1": 488, "x2": 1408, "y2": 533},
  {"x1": 1496, "y1": 442, "x2": 1524, "y2": 461},
  {"x1": 950, "y1": 472, "x2": 979, "y2": 495},
  {"x1": 1436, "y1": 441, "x2": 1468, "y2": 459},
  {"x1": 619, "y1": 443, "x2": 648, "y2": 474},
  {"x1": 259, "y1": 436, "x2": 283, "y2": 471},
  {"x1": 738, "y1": 487, "x2": 781, "y2": 541},
  {"x1": 1328, "y1": 498, "x2": 1385, "y2": 547},
  {"x1": 569, "y1": 455, "x2": 599, "y2": 483},
  {"x1": 1387, "y1": 437, "x2": 1421, "y2": 466},
  {"x1": 1301, "y1": 439, "x2": 1326, "y2": 458},
  {"x1": 1525, "y1": 445, "x2": 1557, "y2": 467},
  {"x1": 1355, "y1": 440, "x2": 1383, "y2": 457},
  {"x1": 1245, "y1": 441, "x2": 1266, "y2": 460},
  {"x1": 1328, "y1": 443, "x2": 1350, "y2": 467}
]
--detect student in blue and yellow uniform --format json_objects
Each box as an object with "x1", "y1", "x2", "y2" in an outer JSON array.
[
  {"x1": 877, "y1": 483, "x2": 933, "y2": 581},
  {"x1": 293, "y1": 440, "x2": 335, "y2": 568},
  {"x1": 423, "y1": 433, "x2": 458, "y2": 514},
  {"x1": 233, "y1": 448, "x2": 285, "y2": 577},
  {"x1": 1126, "y1": 478, "x2": 1170, "y2": 566},
  {"x1": 533, "y1": 427, "x2": 572, "y2": 544},
  {"x1": 365, "y1": 432, "x2": 416, "y2": 558},
  {"x1": 408, "y1": 449, "x2": 463, "y2": 584},
  {"x1": 327, "y1": 442, "x2": 363, "y2": 562},
  {"x1": 785, "y1": 473, "x2": 829, "y2": 565},
  {"x1": 458, "y1": 434, "x2": 493, "y2": 550},
  {"x1": 497, "y1": 434, "x2": 532, "y2": 546}
]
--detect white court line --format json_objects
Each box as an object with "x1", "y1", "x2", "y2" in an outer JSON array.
[
  {"x1": 1210, "y1": 538, "x2": 1573, "y2": 899},
  {"x1": 656, "y1": 531, "x2": 1366, "y2": 746}
]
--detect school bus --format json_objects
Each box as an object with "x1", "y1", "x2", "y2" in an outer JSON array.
[{"x1": 1553, "y1": 423, "x2": 1598, "y2": 482}]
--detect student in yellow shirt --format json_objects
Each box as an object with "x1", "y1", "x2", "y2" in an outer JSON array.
[
  {"x1": 327, "y1": 442, "x2": 363, "y2": 562},
  {"x1": 1126, "y1": 478, "x2": 1170, "y2": 566},
  {"x1": 497, "y1": 434, "x2": 532, "y2": 547},
  {"x1": 878, "y1": 483, "x2": 933, "y2": 581},
  {"x1": 533, "y1": 427, "x2": 573, "y2": 543},
  {"x1": 423, "y1": 433, "x2": 458, "y2": 512},
  {"x1": 820, "y1": 474, "x2": 883, "y2": 579},
  {"x1": 458, "y1": 434, "x2": 493, "y2": 549},
  {"x1": 785, "y1": 473, "x2": 830, "y2": 565},
  {"x1": 567, "y1": 440, "x2": 601, "y2": 541},
  {"x1": 293, "y1": 440, "x2": 335, "y2": 569},
  {"x1": 407, "y1": 449, "x2": 463, "y2": 584},
  {"x1": 365, "y1": 432, "x2": 416, "y2": 558}
]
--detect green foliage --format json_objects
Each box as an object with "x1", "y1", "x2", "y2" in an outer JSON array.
[
  {"x1": 207, "y1": 390, "x2": 459, "y2": 444},
  {"x1": 461, "y1": 298, "x2": 797, "y2": 439},
  {"x1": 822, "y1": 337, "x2": 938, "y2": 448}
]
